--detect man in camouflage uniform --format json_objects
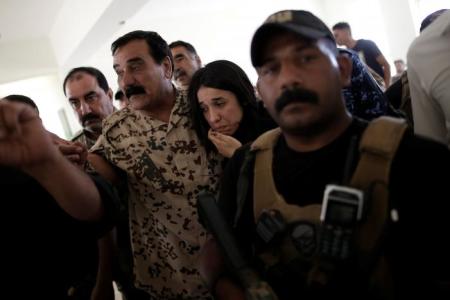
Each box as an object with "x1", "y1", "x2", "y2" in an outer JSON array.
[
  {"x1": 63, "y1": 67, "x2": 115, "y2": 149},
  {"x1": 62, "y1": 67, "x2": 119, "y2": 299},
  {"x1": 89, "y1": 31, "x2": 222, "y2": 299}
]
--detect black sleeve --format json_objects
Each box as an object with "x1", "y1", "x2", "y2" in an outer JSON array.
[
  {"x1": 217, "y1": 145, "x2": 249, "y2": 225},
  {"x1": 87, "y1": 174, "x2": 121, "y2": 237},
  {"x1": 1, "y1": 167, "x2": 120, "y2": 239},
  {"x1": 364, "y1": 40, "x2": 382, "y2": 58},
  {"x1": 217, "y1": 145, "x2": 257, "y2": 260},
  {"x1": 390, "y1": 132, "x2": 450, "y2": 225},
  {"x1": 388, "y1": 133, "x2": 450, "y2": 292},
  {"x1": 384, "y1": 76, "x2": 403, "y2": 109}
]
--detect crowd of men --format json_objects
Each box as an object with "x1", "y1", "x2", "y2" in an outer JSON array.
[{"x1": 0, "y1": 7, "x2": 449, "y2": 300}]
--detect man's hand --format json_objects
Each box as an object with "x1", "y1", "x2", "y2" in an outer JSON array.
[
  {"x1": 198, "y1": 238, "x2": 246, "y2": 300},
  {"x1": 0, "y1": 101, "x2": 105, "y2": 221},
  {"x1": 0, "y1": 101, "x2": 58, "y2": 168},
  {"x1": 208, "y1": 129, "x2": 242, "y2": 158},
  {"x1": 50, "y1": 133, "x2": 88, "y2": 168}
]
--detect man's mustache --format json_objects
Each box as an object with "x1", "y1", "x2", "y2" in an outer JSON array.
[
  {"x1": 81, "y1": 113, "x2": 101, "y2": 126},
  {"x1": 174, "y1": 69, "x2": 186, "y2": 80},
  {"x1": 125, "y1": 85, "x2": 146, "y2": 99},
  {"x1": 275, "y1": 88, "x2": 319, "y2": 113}
]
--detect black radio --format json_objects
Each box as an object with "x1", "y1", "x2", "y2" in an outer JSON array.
[{"x1": 256, "y1": 209, "x2": 287, "y2": 244}]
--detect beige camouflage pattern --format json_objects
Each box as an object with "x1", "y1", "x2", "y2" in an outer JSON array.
[
  {"x1": 71, "y1": 130, "x2": 98, "y2": 149},
  {"x1": 91, "y1": 90, "x2": 222, "y2": 298}
]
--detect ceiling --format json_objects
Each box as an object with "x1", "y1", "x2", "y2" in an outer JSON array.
[
  {"x1": 1, "y1": 0, "x2": 433, "y2": 88},
  {"x1": 0, "y1": 0, "x2": 154, "y2": 84},
  {"x1": 0, "y1": 0, "x2": 64, "y2": 43},
  {"x1": 0, "y1": 0, "x2": 328, "y2": 86},
  {"x1": 1, "y1": 0, "x2": 431, "y2": 139}
]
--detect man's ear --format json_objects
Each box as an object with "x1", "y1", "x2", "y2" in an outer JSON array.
[
  {"x1": 255, "y1": 78, "x2": 262, "y2": 97},
  {"x1": 337, "y1": 54, "x2": 352, "y2": 87},
  {"x1": 195, "y1": 55, "x2": 202, "y2": 67},
  {"x1": 107, "y1": 88, "x2": 113, "y2": 101},
  {"x1": 255, "y1": 78, "x2": 266, "y2": 106},
  {"x1": 162, "y1": 56, "x2": 173, "y2": 79}
]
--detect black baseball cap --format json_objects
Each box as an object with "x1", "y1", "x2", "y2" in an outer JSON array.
[{"x1": 251, "y1": 10, "x2": 335, "y2": 67}]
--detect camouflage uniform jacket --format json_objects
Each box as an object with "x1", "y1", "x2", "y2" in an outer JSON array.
[
  {"x1": 71, "y1": 130, "x2": 98, "y2": 149},
  {"x1": 91, "y1": 90, "x2": 222, "y2": 299}
]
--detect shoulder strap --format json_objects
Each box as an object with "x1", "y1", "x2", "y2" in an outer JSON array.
[
  {"x1": 351, "y1": 116, "x2": 407, "y2": 261},
  {"x1": 234, "y1": 128, "x2": 281, "y2": 227},
  {"x1": 351, "y1": 116, "x2": 407, "y2": 191},
  {"x1": 350, "y1": 116, "x2": 407, "y2": 294},
  {"x1": 251, "y1": 129, "x2": 284, "y2": 223},
  {"x1": 234, "y1": 149, "x2": 255, "y2": 227},
  {"x1": 250, "y1": 128, "x2": 282, "y2": 152}
]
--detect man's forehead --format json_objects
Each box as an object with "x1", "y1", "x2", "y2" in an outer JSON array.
[
  {"x1": 171, "y1": 45, "x2": 187, "y2": 53},
  {"x1": 171, "y1": 46, "x2": 192, "y2": 57},
  {"x1": 69, "y1": 71, "x2": 89, "y2": 82},
  {"x1": 333, "y1": 28, "x2": 347, "y2": 34},
  {"x1": 66, "y1": 74, "x2": 99, "y2": 96},
  {"x1": 67, "y1": 72, "x2": 96, "y2": 88},
  {"x1": 113, "y1": 39, "x2": 150, "y2": 62}
]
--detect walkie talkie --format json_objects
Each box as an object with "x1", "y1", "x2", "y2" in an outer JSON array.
[{"x1": 319, "y1": 136, "x2": 364, "y2": 260}]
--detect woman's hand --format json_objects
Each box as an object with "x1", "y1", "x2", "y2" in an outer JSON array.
[{"x1": 208, "y1": 129, "x2": 242, "y2": 158}]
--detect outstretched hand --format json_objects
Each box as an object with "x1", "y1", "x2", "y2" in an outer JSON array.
[
  {"x1": 49, "y1": 133, "x2": 88, "y2": 168},
  {"x1": 0, "y1": 102, "x2": 59, "y2": 168},
  {"x1": 208, "y1": 129, "x2": 242, "y2": 158},
  {"x1": 0, "y1": 101, "x2": 105, "y2": 222}
]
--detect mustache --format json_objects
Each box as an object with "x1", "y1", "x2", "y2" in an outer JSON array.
[
  {"x1": 174, "y1": 69, "x2": 186, "y2": 80},
  {"x1": 125, "y1": 85, "x2": 146, "y2": 99},
  {"x1": 275, "y1": 88, "x2": 319, "y2": 113},
  {"x1": 81, "y1": 113, "x2": 100, "y2": 126}
]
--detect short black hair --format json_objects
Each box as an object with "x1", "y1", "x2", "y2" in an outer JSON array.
[
  {"x1": 63, "y1": 67, "x2": 109, "y2": 96},
  {"x1": 420, "y1": 9, "x2": 447, "y2": 32},
  {"x1": 332, "y1": 22, "x2": 351, "y2": 32},
  {"x1": 168, "y1": 40, "x2": 198, "y2": 55},
  {"x1": 111, "y1": 30, "x2": 173, "y2": 72},
  {"x1": 3, "y1": 94, "x2": 39, "y2": 114}
]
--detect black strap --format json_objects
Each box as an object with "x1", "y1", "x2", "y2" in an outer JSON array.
[{"x1": 234, "y1": 149, "x2": 256, "y2": 227}]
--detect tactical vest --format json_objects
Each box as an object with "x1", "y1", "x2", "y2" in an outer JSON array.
[{"x1": 245, "y1": 117, "x2": 408, "y2": 296}]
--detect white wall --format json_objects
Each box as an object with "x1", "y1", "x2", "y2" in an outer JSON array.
[
  {"x1": 2, "y1": 0, "x2": 447, "y2": 140},
  {"x1": 412, "y1": 0, "x2": 450, "y2": 32},
  {"x1": 0, "y1": 74, "x2": 81, "y2": 139},
  {"x1": 0, "y1": 38, "x2": 58, "y2": 84},
  {"x1": 379, "y1": 0, "x2": 417, "y2": 62},
  {"x1": 323, "y1": 0, "x2": 395, "y2": 65},
  {"x1": 49, "y1": 0, "x2": 114, "y2": 67},
  {"x1": 86, "y1": 0, "x2": 326, "y2": 87}
]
